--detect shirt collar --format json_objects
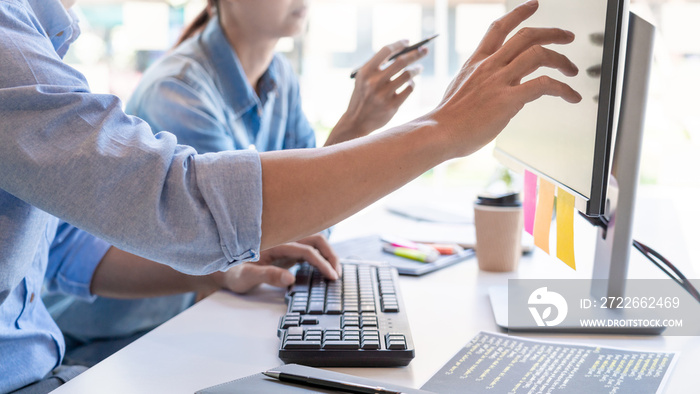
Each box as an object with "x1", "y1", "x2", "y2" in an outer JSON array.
[
  {"x1": 28, "y1": 0, "x2": 81, "y2": 58},
  {"x1": 199, "y1": 16, "x2": 279, "y2": 117}
]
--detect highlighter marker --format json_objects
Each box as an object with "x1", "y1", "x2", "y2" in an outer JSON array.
[
  {"x1": 380, "y1": 235, "x2": 439, "y2": 255},
  {"x1": 420, "y1": 243, "x2": 464, "y2": 255},
  {"x1": 382, "y1": 244, "x2": 438, "y2": 263}
]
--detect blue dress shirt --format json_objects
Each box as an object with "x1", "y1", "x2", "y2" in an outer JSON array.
[
  {"x1": 43, "y1": 16, "x2": 320, "y2": 345},
  {"x1": 0, "y1": 1, "x2": 263, "y2": 391},
  {"x1": 125, "y1": 16, "x2": 316, "y2": 154}
]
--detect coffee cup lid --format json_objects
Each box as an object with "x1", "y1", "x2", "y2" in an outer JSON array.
[{"x1": 476, "y1": 192, "x2": 521, "y2": 207}]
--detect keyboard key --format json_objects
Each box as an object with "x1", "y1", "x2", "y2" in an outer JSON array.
[
  {"x1": 307, "y1": 301, "x2": 325, "y2": 314},
  {"x1": 361, "y1": 340, "x2": 381, "y2": 350},
  {"x1": 300, "y1": 316, "x2": 319, "y2": 325},
  {"x1": 287, "y1": 327, "x2": 304, "y2": 337},
  {"x1": 281, "y1": 314, "x2": 301, "y2": 328},
  {"x1": 283, "y1": 340, "x2": 321, "y2": 349},
  {"x1": 360, "y1": 304, "x2": 376, "y2": 313},
  {"x1": 341, "y1": 316, "x2": 359, "y2": 328},
  {"x1": 385, "y1": 334, "x2": 407, "y2": 350},
  {"x1": 306, "y1": 329, "x2": 323, "y2": 337},
  {"x1": 362, "y1": 329, "x2": 379, "y2": 337},
  {"x1": 323, "y1": 340, "x2": 360, "y2": 350},
  {"x1": 325, "y1": 302, "x2": 343, "y2": 314},
  {"x1": 360, "y1": 316, "x2": 378, "y2": 327}
]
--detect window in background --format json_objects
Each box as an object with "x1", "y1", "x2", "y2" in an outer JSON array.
[{"x1": 371, "y1": 3, "x2": 423, "y2": 51}]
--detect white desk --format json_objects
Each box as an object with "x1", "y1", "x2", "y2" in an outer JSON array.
[{"x1": 52, "y1": 184, "x2": 700, "y2": 393}]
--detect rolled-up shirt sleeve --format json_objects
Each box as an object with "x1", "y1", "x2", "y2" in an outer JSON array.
[{"x1": 0, "y1": 5, "x2": 262, "y2": 275}]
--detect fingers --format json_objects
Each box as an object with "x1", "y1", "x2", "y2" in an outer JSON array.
[
  {"x1": 506, "y1": 45, "x2": 578, "y2": 83},
  {"x1": 386, "y1": 64, "x2": 421, "y2": 95},
  {"x1": 266, "y1": 240, "x2": 339, "y2": 280},
  {"x1": 357, "y1": 38, "x2": 427, "y2": 81},
  {"x1": 474, "y1": 0, "x2": 539, "y2": 59},
  {"x1": 516, "y1": 75, "x2": 582, "y2": 104},
  {"x1": 296, "y1": 233, "x2": 341, "y2": 277},
  {"x1": 226, "y1": 263, "x2": 295, "y2": 294},
  {"x1": 381, "y1": 45, "x2": 428, "y2": 80},
  {"x1": 393, "y1": 79, "x2": 415, "y2": 107},
  {"x1": 496, "y1": 27, "x2": 575, "y2": 66},
  {"x1": 363, "y1": 40, "x2": 409, "y2": 74},
  {"x1": 227, "y1": 234, "x2": 340, "y2": 293}
]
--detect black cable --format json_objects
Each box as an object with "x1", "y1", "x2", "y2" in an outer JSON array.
[
  {"x1": 579, "y1": 212, "x2": 699, "y2": 304},
  {"x1": 632, "y1": 239, "x2": 700, "y2": 304}
]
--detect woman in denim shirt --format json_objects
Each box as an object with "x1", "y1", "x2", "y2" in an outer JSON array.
[{"x1": 127, "y1": 0, "x2": 427, "y2": 154}]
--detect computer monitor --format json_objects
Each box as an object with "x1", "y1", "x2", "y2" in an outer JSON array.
[
  {"x1": 495, "y1": 0, "x2": 628, "y2": 218},
  {"x1": 489, "y1": 0, "x2": 657, "y2": 333}
]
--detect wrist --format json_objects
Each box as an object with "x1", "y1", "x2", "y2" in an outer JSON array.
[
  {"x1": 410, "y1": 113, "x2": 458, "y2": 162},
  {"x1": 327, "y1": 112, "x2": 370, "y2": 146},
  {"x1": 202, "y1": 271, "x2": 225, "y2": 294}
]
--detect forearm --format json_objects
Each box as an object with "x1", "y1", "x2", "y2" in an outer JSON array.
[
  {"x1": 90, "y1": 246, "x2": 223, "y2": 299},
  {"x1": 260, "y1": 116, "x2": 452, "y2": 249}
]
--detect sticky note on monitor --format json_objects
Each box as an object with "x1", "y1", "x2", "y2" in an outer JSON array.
[
  {"x1": 523, "y1": 170, "x2": 537, "y2": 235},
  {"x1": 533, "y1": 178, "x2": 555, "y2": 253},
  {"x1": 556, "y1": 187, "x2": 576, "y2": 270}
]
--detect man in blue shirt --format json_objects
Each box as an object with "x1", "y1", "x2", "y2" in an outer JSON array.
[
  {"x1": 48, "y1": 0, "x2": 430, "y2": 361},
  {"x1": 0, "y1": 1, "x2": 341, "y2": 391},
  {"x1": 0, "y1": 0, "x2": 580, "y2": 391}
]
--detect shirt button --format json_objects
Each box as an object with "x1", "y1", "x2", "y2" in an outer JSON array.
[
  {"x1": 30, "y1": 292, "x2": 35, "y2": 303},
  {"x1": 56, "y1": 31, "x2": 64, "y2": 37}
]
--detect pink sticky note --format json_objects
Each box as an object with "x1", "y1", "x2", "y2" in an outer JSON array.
[{"x1": 523, "y1": 170, "x2": 537, "y2": 235}]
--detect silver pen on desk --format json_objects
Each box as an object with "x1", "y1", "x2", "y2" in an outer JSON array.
[{"x1": 263, "y1": 370, "x2": 405, "y2": 394}]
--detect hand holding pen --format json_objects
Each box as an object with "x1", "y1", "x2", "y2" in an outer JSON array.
[
  {"x1": 350, "y1": 34, "x2": 438, "y2": 79},
  {"x1": 325, "y1": 37, "x2": 435, "y2": 145}
]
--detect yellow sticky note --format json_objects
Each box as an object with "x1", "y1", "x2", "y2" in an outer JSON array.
[
  {"x1": 533, "y1": 178, "x2": 555, "y2": 254},
  {"x1": 556, "y1": 187, "x2": 576, "y2": 270}
]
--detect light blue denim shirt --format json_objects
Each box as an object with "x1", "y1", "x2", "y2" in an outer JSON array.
[
  {"x1": 125, "y1": 16, "x2": 316, "y2": 154},
  {"x1": 0, "y1": 1, "x2": 263, "y2": 391}
]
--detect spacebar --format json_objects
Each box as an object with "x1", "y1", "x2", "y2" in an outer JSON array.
[{"x1": 322, "y1": 340, "x2": 360, "y2": 349}]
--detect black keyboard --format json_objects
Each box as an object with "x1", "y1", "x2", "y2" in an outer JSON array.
[{"x1": 277, "y1": 260, "x2": 415, "y2": 367}]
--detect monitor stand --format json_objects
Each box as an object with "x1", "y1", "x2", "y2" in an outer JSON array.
[{"x1": 489, "y1": 13, "x2": 661, "y2": 334}]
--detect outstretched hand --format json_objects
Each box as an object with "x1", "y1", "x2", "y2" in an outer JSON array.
[
  {"x1": 428, "y1": 0, "x2": 581, "y2": 158},
  {"x1": 326, "y1": 40, "x2": 428, "y2": 145},
  {"x1": 216, "y1": 234, "x2": 340, "y2": 294}
]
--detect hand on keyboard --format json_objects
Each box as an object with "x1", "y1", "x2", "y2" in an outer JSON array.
[{"x1": 215, "y1": 234, "x2": 341, "y2": 294}]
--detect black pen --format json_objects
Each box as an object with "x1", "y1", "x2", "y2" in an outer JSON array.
[
  {"x1": 263, "y1": 370, "x2": 405, "y2": 394},
  {"x1": 350, "y1": 33, "x2": 438, "y2": 79}
]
